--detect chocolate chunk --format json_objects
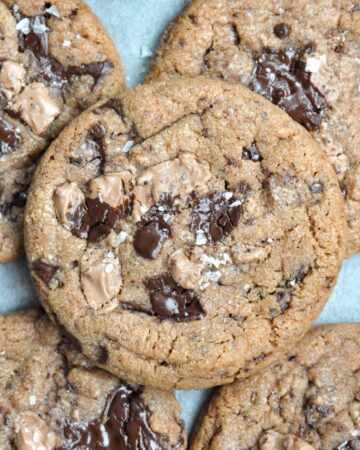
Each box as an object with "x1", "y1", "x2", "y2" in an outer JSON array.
[
  {"x1": 352, "y1": 3, "x2": 360, "y2": 12},
  {"x1": 71, "y1": 197, "x2": 130, "y2": 242},
  {"x1": 64, "y1": 60, "x2": 115, "y2": 85},
  {"x1": 97, "y1": 345, "x2": 108, "y2": 364},
  {"x1": 190, "y1": 191, "x2": 244, "y2": 244},
  {"x1": 304, "y1": 401, "x2": 334, "y2": 428},
  {"x1": 0, "y1": 117, "x2": 21, "y2": 156},
  {"x1": 310, "y1": 181, "x2": 323, "y2": 194},
  {"x1": 32, "y1": 259, "x2": 59, "y2": 286},
  {"x1": 18, "y1": 16, "x2": 49, "y2": 57},
  {"x1": 87, "y1": 123, "x2": 106, "y2": 161},
  {"x1": 133, "y1": 195, "x2": 176, "y2": 260},
  {"x1": 69, "y1": 124, "x2": 106, "y2": 168},
  {"x1": 285, "y1": 265, "x2": 310, "y2": 288},
  {"x1": 146, "y1": 273, "x2": 205, "y2": 322},
  {"x1": 273, "y1": 23, "x2": 291, "y2": 39},
  {"x1": 58, "y1": 384, "x2": 168, "y2": 450},
  {"x1": 242, "y1": 142, "x2": 263, "y2": 162},
  {"x1": 250, "y1": 47, "x2": 327, "y2": 130}
]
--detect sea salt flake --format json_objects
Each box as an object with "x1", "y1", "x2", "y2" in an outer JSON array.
[
  {"x1": 122, "y1": 140, "x2": 134, "y2": 153},
  {"x1": 195, "y1": 230, "x2": 207, "y2": 246},
  {"x1": 29, "y1": 395, "x2": 37, "y2": 405},
  {"x1": 229, "y1": 200, "x2": 242, "y2": 208},
  {"x1": 44, "y1": 5, "x2": 60, "y2": 17},
  {"x1": 33, "y1": 17, "x2": 49, "y2": 35},
  {"x1": 63, "y1": 39, "x2": 72, "y2": 47},
  {"x1": 118, "y1": 231, "x2": 128, "y2": 244},
  {"x1": 306, "y1": 57, "x2": 321, "y2": 73},
  {"x1": 16, "y1": 18, "x2": 31, "y2": 35}
]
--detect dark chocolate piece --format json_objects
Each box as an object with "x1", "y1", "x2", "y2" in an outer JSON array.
[
  {"x1": 273, "y1": 23, "x2": 291, "y2": 39},
  {"x1": 133, "y1": 195, "x2": 176, "y2": 260},
  {"x1": 242, "y1": 142, "x2": 263, "y2": 162},
  {"x1": 58, "y1": 384, "x2": 170, "y2": 450},
  {"x1": 32, "y1": 259, "x2": 59, "y2": 286},
  {"x1": 146, "y1": 273, "x2": 205, "y2": 322},
  {"x1": 71, "y1": 197, "x2": 131, "y2": 243},
  {"x1": 190, "y1": 191, "x2": 243, "y2": 244},
  {"x1": 0, "y1": 117, "x2": 22, "y2": 156},
  {"x1": 230, "y1": 23, "x2": 241, "y2": 45},
  {"x1": 250, "y1": 47, "x2": 327, "y2": 130}
]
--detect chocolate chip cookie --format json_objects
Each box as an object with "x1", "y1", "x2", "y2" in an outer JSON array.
[
  {"x1": 25, "y1": 77, "x2": 345, "y2": 389},
  {"x1": 0, "y1": 309, "x2": 186, "y2": 449},
  {"x1": 191, "y1": 324, "x2": 360, "y2": 450},
  {"x1": 147, "y1": 0, "x2": 360, "y2": 256},
  {"x1": 0, "y1": 0, "x2": 124, "y2": 263}
]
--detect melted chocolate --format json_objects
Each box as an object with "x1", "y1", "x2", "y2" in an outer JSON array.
[
  {"x1": 99, "y1": 98, "x2": 125, "y2": 119},
  {"x1": 133, "y1": 195, "x2": 176, "y2": 260},
  {"x1": 273, "y1": 23, "x2": 291, "y2": 39},
  {"x1": 190, "y1": 191, "x2": 243, "y2": 244},
  {"x1": 58, "y1": 384, "x2": 169, "y2": 450},
  {"x1": 250, "y1": 47, "x2": 327, "y2": 130},
  {"x1": 242, "y1": 141, "x2": 263, "y2": 162},
  {"x1": 0, "y1": 117, "x2": 21, "y2": 156},
  {"x1": 146, "y1": 273, "x2": 205, "y2": 322},
  {"x1": 32, "y1": 259, "x2": 59, "y2": 285}
]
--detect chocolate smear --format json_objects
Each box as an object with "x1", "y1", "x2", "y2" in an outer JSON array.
[
  {"x1": 250, "y1": 47, "x2": 327, "y2": 130},
  {"x1": 57, "y1": 383, "x2": 172, "y2": 450}
]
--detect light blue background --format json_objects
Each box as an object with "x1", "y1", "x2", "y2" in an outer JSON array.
[{"x1": 1, "y1": 0, "x2": 359, "y2": 435}]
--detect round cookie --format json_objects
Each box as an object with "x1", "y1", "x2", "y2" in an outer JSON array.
[
  {"x1": 25, "y1": 77, "x2": 345, "y2": 390},
  {"x1": 147, "y1": 0, "x2": 360, "y2": 256},
  {"x1": 0, "y1": 0, "x2": 124, "y2": 263},
  {"x1": 0, "y1": 309, "x2": 186, "y2": 449},
  {"x1": 191, "y1": 324, "x2": 360, "y2": 450}
]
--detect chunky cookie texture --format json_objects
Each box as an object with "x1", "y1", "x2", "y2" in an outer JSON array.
[
  {"x1": 0, "y1": 0, "x2": 124, "y2": 263},
  {"x1": 191, "y1": 324, "x2": 360, "y2": 450},
  {"x1": 147, "y1": 0, "x2": 360, "y2": 256},
  {"x1": 25, "y1": 78, "x2": 345, "y2": 389},
  {"x1": 0, "y1": 310, "x2": 186, "y2": 450}
]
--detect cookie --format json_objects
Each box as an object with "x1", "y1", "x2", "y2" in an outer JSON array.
[
  {"x1": 191, "y1": 324, "x2": 360, "y2": 450},
  {"x1": 147, "y1": 0, "x2": 360, "y2": 256},
  {"x1": 0, "y1": 309, "x2": 186, "y2": 449},
  {"x1": 25, "y1": 77, "x2": 345, "y2": 389},
  {"x1": 0, "y1": 0, "x2": 124, "y2": 263}
]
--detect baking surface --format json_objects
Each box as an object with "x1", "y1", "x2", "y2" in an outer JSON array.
[{"x1": 1, "y1": 0, "x2": 360, "y2": 435}]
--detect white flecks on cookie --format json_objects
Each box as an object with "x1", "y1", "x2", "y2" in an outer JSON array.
[
  {"x1": 13, "y1": 83, "x2": 61, "y2": 135},
  {"x1": 44, "y1": 4, "x2": 60, "y2": 17},
  {"x1": 122, "y1": 140, "x2": 134, "y2": 153},
  {"x1": 15, "y1": 412, "x2": 56, "y2": 450},
  {"x1": 0, "y1": 61, "x2": 26, "y2": 99},
  {"x1": 53, "y1": 182, "x2": 85, "y2": 230},
  {"x1": 80, "y1": 248, "x2": 122, "y2": 310}
]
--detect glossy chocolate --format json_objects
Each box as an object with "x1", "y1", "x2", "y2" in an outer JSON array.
[
  {"x1": 58, "y1": 384, "x2": 169, "y2": 450},
  {"x1": 250, "y1": 47, "x2": 327, "y2": 130},
  {"x1": 146, "y1": 273, "x2": 205, "y2": 322},
  {"x1": 133, "y1": 195, "x2": 176, "y2": 260}
]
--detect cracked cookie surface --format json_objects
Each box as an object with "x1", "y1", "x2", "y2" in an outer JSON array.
[
  {"x1": 25, "y1": 77, "x2": 345, "y2": 389},
  {"x1": 0, "y1": 309, "x2": 185, "y2": 450},
  {"x1": 0, "y1": 0, "x2": 124, "y2": 263},
  {"x1": 191, "y1": 324, "x2": 360, "y2": 450},
  {"x1": 147, "y1": 0, "x2": 360, "y2": 256}
]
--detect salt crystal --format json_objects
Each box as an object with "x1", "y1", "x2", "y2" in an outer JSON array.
[
  {"x1": 122, "y1": 140, "x2": 134, "y2": 153},
  {"x1": 118, "y1": 231, "x2": 128, "y2": 244},
  {"x1": 63, "y1": 39, "x2": 72, "y2": 47},
  {"x1": 306, "y1": 57, "x2": 321, "y2": 73},
  {"x1": 33, "y1": 17, "x2": 49, "y2": 34},
  {"x1": 44, "y1": 5, "x2": 60, "y2": 17},
  {"x1": 16, "y1": 18, "x2": 31, "y2": 35},
  {"x1": 29, "y1": 395, "x2": 37, "y2": 405},
  {"x1": 195, "y1": 230, "x2": 207, "y2": 246}
]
